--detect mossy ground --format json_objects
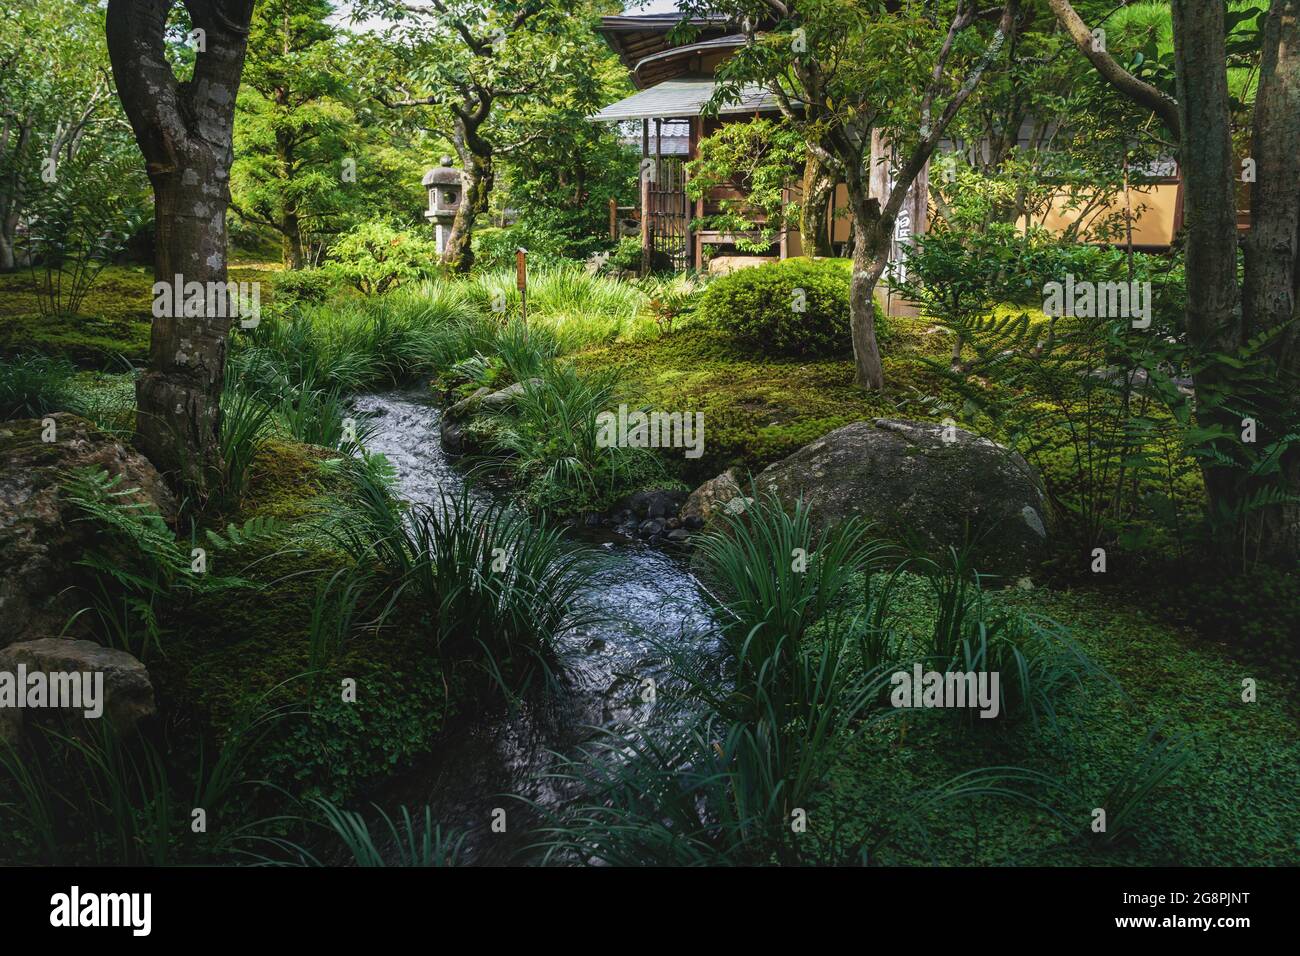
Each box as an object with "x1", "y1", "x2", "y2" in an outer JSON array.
[
  {"x1": 0, "y1": 263, "x2": 277, "y2": 366},
  {"x1": 151, "y1": 438, "x2": 464, "y2": 805},
  {"x1": 573, "y1": 321, "x2": 957, "y2": 484},
  {"x1": 821, "y1": 576, "x2": 1300, "y2": 866}
]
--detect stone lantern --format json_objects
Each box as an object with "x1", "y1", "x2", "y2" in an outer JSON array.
[{"x1": 423, "y1": 156, "x2": 463, "y2": 253}]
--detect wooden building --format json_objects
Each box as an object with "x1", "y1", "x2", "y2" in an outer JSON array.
[{"x1": 589, "y1": 12, "x2": 1185, "y2": 279}]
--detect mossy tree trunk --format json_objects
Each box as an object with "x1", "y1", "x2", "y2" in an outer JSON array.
[
  {"x1": 800, "y1": 153, "x2": 835, "y2": 257},
  {"x1": 443, "y1": 137, "x2": 493, "y2": 275},
  {"x1": 106, "y1": 0, "x2": 254, "y2": 487}
]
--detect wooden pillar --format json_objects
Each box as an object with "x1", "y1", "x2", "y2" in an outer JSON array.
[
  {"x1": 654, "y1": 118, "x2": 664, "y2": 272},
  {"x1": 641, "y1": 118, "x2": 651, "y2": 276},
  {"x1": 690, "y1": 116, "x2": 702, "y2": 271}
]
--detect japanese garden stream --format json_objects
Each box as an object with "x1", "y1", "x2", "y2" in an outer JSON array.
[{"x1": 350, "y1": 388, "x2": 718, "y2": 863}]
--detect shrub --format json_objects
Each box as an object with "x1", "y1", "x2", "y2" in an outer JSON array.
[
  {"x1": 608, "y1": 236, "x2": 643, "y2": 273},
  {"x1": 270, "y1": 268, "x2": 339, "y2": 306},
  {"x1": 322, "y1": 221, "x2": 441, "y2": 295},
  {"x1": 894, "y1": 224, "x2": 1041, "y2": 319},
  {"x1": 471, "y1": 225, "x2": 569, "y2": 272},
  {"x1": 697, "y1": 257, "x2": 875, "y2": 357}
]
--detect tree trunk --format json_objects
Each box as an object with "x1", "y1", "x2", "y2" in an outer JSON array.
[
  {"x1": 1243, "y1": 0, "x2": 1300, "y2": 359},
  {"x1": 106, "y1": 0, "x2": 254, "y2": 488},
  {"x1": 275, "y1": 124, "x2": 304, "y2": 269},
  {"x1": 280, "y1": 210, "x2": 304, "y2": 269},
  {"x1": 442, "y1": 151, "x2": 493, "y2": 274},
  {"x1": 0, "y1": 119, "x2": 33, "y2": 272},
  {"x1": 1242, "y1": 0, "x2": 1300, "y2": 558},
  {"x1": 1173, "y1": 0, "x2": 1300, "y2": 562},
  {"x1": 1170, "y1": 1, "x2": 1246, "y2": 527},
  {"x1": 849, "y1": 211, "x2": 890, "y2": 390},
  {"x1": 800, "y1": 153, "x2": 835, "y2": 257}
]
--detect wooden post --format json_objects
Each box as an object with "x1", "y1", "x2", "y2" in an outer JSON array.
[
  {"x1": 641, "y1": 118, "x2": 651, "y2": 276},
  {"x1": 609, "y1": 197, "x2": 618, "y2": 241},
  {"x1": 653, "y1": 118, "x2": 662, "y2": 272}
]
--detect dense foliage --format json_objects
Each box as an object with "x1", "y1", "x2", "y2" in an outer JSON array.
[{"x1": 697, "y1": 257, "x2": 871, "y2": 357}]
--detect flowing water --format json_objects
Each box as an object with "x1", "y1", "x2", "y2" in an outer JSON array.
[{"x1": 350, "y1": 389, "x2": 717, "y2": 862}]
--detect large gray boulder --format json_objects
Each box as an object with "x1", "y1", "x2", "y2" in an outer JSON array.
[
  {"x1": 742, "y1": 418, "x2": 1049, "y2": 577},
  {"x1": 0, "y1": 638, "x2": 156, "y2": 744},
  {"x1": 0, "y1": 414, "x2": 178, "y2": 646}
]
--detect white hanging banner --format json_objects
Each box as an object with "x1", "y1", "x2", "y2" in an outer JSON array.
[{"x1": 869, "y1": 130, "x2": 929, "y2": 286}]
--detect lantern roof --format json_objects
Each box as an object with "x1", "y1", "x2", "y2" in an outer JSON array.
[{"x1": 422, "y1": 156, "x2": 462, "y2": 187}]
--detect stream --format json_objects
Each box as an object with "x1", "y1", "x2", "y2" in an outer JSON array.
[{"x1": 349, "y1": 388, "x2": 718, "y2": 863}]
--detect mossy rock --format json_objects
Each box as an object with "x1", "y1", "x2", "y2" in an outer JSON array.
[
  {"x1": 0, "y1": 413, "x2": 177, "y2": 645},
  {"x1": 751, "y1": 418, "x2": 1050, "y2": 577}
]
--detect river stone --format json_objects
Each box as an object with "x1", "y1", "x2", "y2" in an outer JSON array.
[
  {"x1": 681, "y1": 467, "x2": 749, "y2": 525},
  {"x1": 0, "y1": 638, "x2": 156, "y2": 744},
  {"x1": 751, "y1": 418, "x2": 1049, "y2": 577},
  {"x1": 615, "y1": 488, "x2": 688, "y2": 521},
  {"x1": 439, "y1": 380, "x2": 540, "y2": 455},
  {"x1": 0, "y1": 414, "x2": 178, "y2": 647}
]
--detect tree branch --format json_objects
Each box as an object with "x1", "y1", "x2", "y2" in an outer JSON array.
[{"x1": 1046, "y1": 0, "x2": 1182, "y2": 141}]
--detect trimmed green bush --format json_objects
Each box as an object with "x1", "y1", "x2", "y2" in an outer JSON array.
[
  {"x1": 697, "y1": 257, "x2": 879, "y2": 357},
  {"x1": 270, "y1": 268, "x2": 339, "y2": 306}
]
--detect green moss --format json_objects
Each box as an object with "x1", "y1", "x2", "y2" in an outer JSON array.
[
  {"x1": 151, "y1": 433, "x2": 462, "y2": 804},
  {"x1": 574, "y1": 325, "x2": 956, "y2": 483},
  {"x1": 823, "y1": 580, "x2": 1300, "y2": 866},
  {"x1": 0, "y1": 263, "x2": 281, "y2": 366},
  {"x1": 154, "y1": 572, "x2": 459, "y2": 804},
  {"x1": 236, "y1": 437, "x2": 341, "y2": 523}
]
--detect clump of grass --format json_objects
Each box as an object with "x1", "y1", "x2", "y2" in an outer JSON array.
[
  {"x1": 909, "y1": 546, "x2": 1112, "y2": 731},
  {"x1": 259, "y1": 799, "x2": 464, "y2": 867},
  {"x1": 474, "y1": 360, "x2": 667, "y2": 515},
  {"x1": 445, "y1": 319, "x2": 560, "y2": 397},
  {"x1": 210, "y1": 376, "x2": 275, "y2": 513},
  {"x1": 233, "y1": 279, "x2": 490, "y2": 393},
  {"x1": 0, "y1": 351, "x2": 76, "y2": 419},
  {"x1": 468, "y1": 264, "x2": 655, "y2": 350},
  {"x1": 1093, "y1": 724, "x2": 1195, "y2": 847},
  {"x1": 0, "y1": 713, "x2": 264, "y2": 866},
  {"x1": 329, "y1": 466, "x2": 597, "y2": 702},
  {"x1": 273, "y1": 380, "x2": 374, "y2": 452},
  {"x1": 695, "y1": 489, "x2": 893, "y2": 662}
]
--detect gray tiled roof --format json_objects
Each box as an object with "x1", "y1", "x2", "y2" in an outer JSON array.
[{"x1": 589, "y1": 78, "x2": 784, "y2": 122}]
